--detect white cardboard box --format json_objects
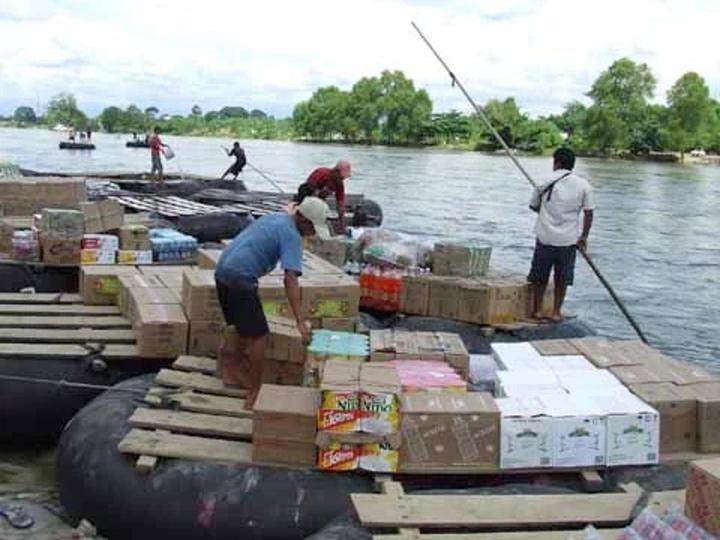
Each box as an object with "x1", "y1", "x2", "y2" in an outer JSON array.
[
  {"x1": 496, "y1": 370, "x2": 563, "y2": 398},
  {"x1": 491, "y1": 343, "x2": 547, "y2": 371},
  {"x1": 540, "y1": 394, "x2": 607, "y2": 468},
  {"x1": 497, "y1": 397, "x2": 554, "y2": 469},
  {"x1": 543, "y1": 355, "x2": 597, "y2": 372},
  {"x1": 591, "y1": 393, "x2": 659, "y2": 466},
  {"x1": 557, "y1": 370, "x2": 627, "y2": 396}
]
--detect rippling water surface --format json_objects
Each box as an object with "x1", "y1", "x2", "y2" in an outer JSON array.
[{"x1": 1, "y1": 127, "x2": 718, "y2": 367}]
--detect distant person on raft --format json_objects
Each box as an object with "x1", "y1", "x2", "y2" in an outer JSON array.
[
  {"x1": 148, "y1": 126, "x2": 168, "y2": 182},
  {"x1": 295, "y1": 159, "x2": 352, "y2": 233},
  {"x1": 221, "y1": 141, "x2": 247, "y2": 180},
  {"x1": 214, "y1": 196, "x2": 331, "y2": 409},
  {"x1": 528, "y1": 147, "x2": 594, "y2": 322}
]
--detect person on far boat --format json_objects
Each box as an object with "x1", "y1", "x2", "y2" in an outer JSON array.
[
  {"x1": 68, "y1": 128, "x2": 76, "y2": 142},
  {"x1": 132, "y1": 132, "x2": 138, "y2": 141},
  {"x1": 221, "y1": 141, "x2": 247, "y2": 180},
  {"x1": 214, "y1": 196, "x2": 331, "y2": 409},
  {"x1": 528, "y1": 147, "x2": 593, "y2": 322},
  {"x1": 148, "y1": 126, "x2": 168, "y2": 181},
  {"x1": 86, "y1": 127, "x2": 92, "y2": 141},
  {"x1": 295, "y1": 159, "x2": 352, "y2": 232}
]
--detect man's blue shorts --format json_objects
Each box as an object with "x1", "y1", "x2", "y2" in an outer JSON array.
[{"x1": 528, "y1": 240, "x2": 577, "y2": 286}]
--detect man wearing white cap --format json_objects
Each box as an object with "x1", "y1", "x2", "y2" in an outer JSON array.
[
  {"x1": 297, "y1": 159, "x2": 352, "y2": 232},
  {"x1": 214, "y1": 196, "x2": 331, "y2": 408}
]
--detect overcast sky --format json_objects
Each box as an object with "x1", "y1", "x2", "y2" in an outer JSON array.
[{"x1": 1, "y1": 0, "x2": 718, "y2": 119}]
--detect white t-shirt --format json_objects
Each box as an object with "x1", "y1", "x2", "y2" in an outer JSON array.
[{"x1": 530, "y1": 169, "x2": 594, "y2": 246}]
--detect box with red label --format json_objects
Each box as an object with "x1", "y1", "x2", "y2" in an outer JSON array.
[
  {"x1": 318, "y1": 361, "x2": 361, "y2": 432},
  {"x1": 318, "y1": 442, "x2": 360, "y2": 471},
  {"x1": 685, "y1": 458, "x2": 720, "y2": 537},
  {"x1": 82, "y1": 234, "x2": 119, "y2": 251}
]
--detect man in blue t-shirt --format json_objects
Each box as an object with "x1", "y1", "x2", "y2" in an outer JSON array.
[{"x1": 215, "y1": 196, "x2": 331, "y2": 408}]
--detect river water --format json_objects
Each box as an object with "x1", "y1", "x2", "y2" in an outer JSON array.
[{"x1": 1, "y1": 127, "x2": 718, "y2": 369}]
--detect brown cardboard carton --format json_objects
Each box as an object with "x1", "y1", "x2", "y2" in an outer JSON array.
[
  {"x1": 80, "y1": 200, "x2": 124, "y2": 233},
  {"x1": 0, "y1": 220, "x2": 14, "y2": 255},
  {"x1": 321, "y1": 317, "x2": 358, "y2": 333},
  {"x1": 685, "y1": 458, "x2": 720, "y2": 537},
  {"x1": 629, "y1": 382, "x2": 698, "y2": 453},
  {"x1": 119, "y1": 225, "x2": 151, "y2": 251},
  {"x1": 266, "y1": 316, "x2": 305, "y2": 364},
  {"x1": 427, "y1": 277, "x2": 461, "y2": 319},
  {"x1": 40, "y1": 237, "x2": 81, "y2": 264},
  {"x1": 301, "y1": 275, "x2": 360, "y2": 319},
  {"x1": 252, "y1": 436, "x2": 317, "y2": 466},
  {"x1": 400, "y1": 392, "x2": 500, "y2": 471},
  {"x1": 400, "y1": 275, "x2": 431, "y2": 316},
  {"x1": 486, "y1": 280, "x2": 529, "y2": 324},
  {"x1": 188, "y1": 321, "x2": 224, "y2": 357},
  {"x1": 315, "y1": 430, "x2": 402, "y2": 449},
  {"x1": 261, "y1": 359, "x2": 305, "y2": 386},
  {"x1": 435, "y1": 332, "x2": 470, "y2": 378},
  {"x1": 259, "y1": 275, "x2": 292, "y2": 317},
  {"x1": 128, "y1": 287, "x2": 182, "y2": 323},
  {"x1": 570, "y1": 337, "x2": 647, "y2": 368},
  {"x1": 306, "y1": 237, "x2": 346, "y2": 268},
  {"x1": 688, "y1": 382, "x2": 720, "y2": 453},
  {"x1": 253, "y1": 384, "x2": 319, "y2": 441},
  {"x1": 181, "y1": 269, "x2": 223, "y2": 322},
  {"x1": 0, "y1": 177, "x2": 86, "y2": 215},
  {"x1": 197, "y1": 248, "x2": 222, "y2": 269},
  {"x1": 133, "y1": 303, "x2": 188, "y2": 358},
  {"x1": 303, "y1": 250, "x2": 346, "y2": 276},
  {"x1": 433, "y1": 242, "x2": 492, "y2": 277},
  {"x1": 80, "y1": 265, "x2": 139, "y2": 305},
  {"x1": 610, "y1": 364, "x2": 677, "y2": 385},
  {"x1": 456, "y1": 279, "x2": 491, "y2": 324},
  {"x1": 117, "y1": 273, "x2": 166, "y2": 316}
]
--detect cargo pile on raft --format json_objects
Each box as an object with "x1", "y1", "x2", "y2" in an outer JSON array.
[{"x1": 0, "y1": 174, "x2": 719, "y2": 539}]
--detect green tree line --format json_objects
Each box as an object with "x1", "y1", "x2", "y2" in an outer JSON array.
[{"x1": 4, "y1": 58, "x2": 719, "y2": 156}]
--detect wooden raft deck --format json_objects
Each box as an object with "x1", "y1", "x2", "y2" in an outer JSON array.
[{"x1": 0, "y1": 292, "x2": 140, "y2": 359}]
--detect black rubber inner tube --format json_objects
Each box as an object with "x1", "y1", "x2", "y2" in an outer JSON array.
[{"x1": 57, "y1": 375, "x2": 374, "y2": 540}]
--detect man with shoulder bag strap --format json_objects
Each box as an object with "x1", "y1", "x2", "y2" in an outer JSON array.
[{"x1": 528, "y1": 147, "x2": 594, "y2": 322}]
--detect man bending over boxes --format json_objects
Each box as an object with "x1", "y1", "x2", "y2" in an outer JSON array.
[{"x1": 214, "y1": 197, "x2": 331, "y2": 408}]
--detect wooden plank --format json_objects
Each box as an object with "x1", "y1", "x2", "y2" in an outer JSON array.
[
  {"x1": 145, "y1": 388, "x2": 251, "y2": 418},
  {"x1": 154, "y1": 369, "x2": 247, "y2": 398},
  {"x1": 0, "y1": 315, "x2": 130, "y2": 329},
  {"x1": 0, "y1": 293, "x2": 71, "y2": 304},
  {"x1": 136, "y1": 455, "x2": 158, "y2": 475},
  {"x1": 129, "y1": 407, "x2": 252, "y2": 440},
  {"x1": 0, "y1": 304, "x2": 119, "y2": 316},
  {"x1": 118, "y1": 428, "x2": 254, "y2": 464},
  {"x1": 352, "y1": 488, "x2": 643, "y2": 529},
  {"x1": 373, "y1": 530, "x2": 625, "y2": 540},
  {"x1": 0, "y1": 328, "x2": 135, "y2": 344},
  {"x1": 0, "y1": 342, "x2": 139, "y2": 359},
  {"x1": 172, "y1": 355, "x2": 217, "y2": 375},
  {"x1": 580, "y1": 471, "x2": 605, "y2": 493}
]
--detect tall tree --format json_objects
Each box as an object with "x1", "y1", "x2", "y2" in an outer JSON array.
[
  {"x1": 13, "y1": 106, "x2": 37, "y2": 123},
  {"x1": 350, "y1": 76, "x2": 383, "y2": 142},
  {"x1": 667, "y1": 72, "x2": 711, "y2": 159},
  {"x1": 45, "y1": 93, "x2": 87, "y2": 128},
  {"x1": 99, "y1": 106, "x2": 123, "y2": 133},
  {"x1": 377, "y1": 70, "x2": 432, "y2": 144},
  {"x1": 220, "y1": 106, "x2": 249, "y2": 118},
  {"x1": 145, "y1": 106, "x2": 159, "y2": 119},
  {"x1": 191, "y1": 104, "x2": 203, "y2": 117}
]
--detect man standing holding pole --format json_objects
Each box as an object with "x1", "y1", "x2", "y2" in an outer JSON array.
[{"x1": 528, "y1": 147, "x2": 593, "y2": 322}]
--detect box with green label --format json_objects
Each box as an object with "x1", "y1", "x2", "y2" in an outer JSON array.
[
  {"x1": 80, "y1": 265, "x2": 140, "y2": 305},
  {"x1": 302, "y1": 275, "x2": 360, "y2": 319}
]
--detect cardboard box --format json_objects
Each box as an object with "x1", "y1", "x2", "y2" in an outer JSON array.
[
  {"x1": 143, "y1": 267, "x2": 190, "y2": 289},
  {"x1": 80, "y1": 265, "x2": 139, "y2": 305},
  {"x1": 117, "y1": 250, "x2": 152, "y2": 265},
  {"x1": 359, "y1": 363, "x2": 401, "y2": 435},
  {"x1": 301, "y1": 275, "x2": 360, "y2": 319},
  {"x1": 434, "y1": 332, "x2": 470, "y2": 378},
  {"x1": 687, "y1": 382, "x2": 720, "y2": 453},
  {"x1": 258, "y1": 275, "x2": 292, "y2": 317},
  {"x1": 80, "y1": 200, "x2": 124, "y2": 233},
  {"x1": 497, "y1": 397, "x2": 554, "y2": 469},
  {"x1": 400, "y1": 275, "x2": 431, "y2": 316},
  {"x1": 197, "y1": 248, "x2": 222, "y2": 269},
  {"x1": 117, "y1": 273, "x2": 165, "y2": 316},
  {"x1": 253, "y1": 384, "x2": 319, "y2": 441},
  {"x1": 82, "y1": 234, "x2": 119, "y2": 251},
  {"x1": 400, "y1": 392, "x2": 499, "y2": 471},
  {"x1": 188, "y1": 321, "x2": 224, "y2": 357},
  {"x1": 253, "y1": 437, "x2": 317, "y2": 466},
  {"x1": 590, "y1": 393, "x2": 659, "y2": 467},
  {"x1": 318, "y1": 361, "x2": 362, "y2": 432},
  {"x1": 40, "y1": 237, "x2": 81, "y2": 264},
  {"x1": 133, "y1": 303, "x2": 188, "y2": 358},
  {"x1": 267, "y1": 316, "x2": 305, "y2": 364},
  {"x1": 321, "y1": 317, "x2": 358, "y2": 333},
  {"x1": 427, "y1": 277, "x2": 461, "y2": 320},
  {"x1": 261, "y1": 359, "x2": 305, "y2": 386},
  {"x1": 40, "y1": 209, "x2": 84, "y2": 240},
  {"x1": 685, "y1": 458, "x2": 720, "y2": 537},
  {"x1": 496, "y1": 371, "x2": 563, "y2": 398},
  {"x1": 0, "y1": 177, "x2": 86, "y2": 216},
  {"x1": 119, "y1": 225, "x2": 151, "y2": 251},
  {"x1": 181, "y1": 269, "x2": 223, "y2": 322},
  {"x1": 569, "y1": 337, "x2": 646, "y2": 368},
  {"x1": 306, "y1": 237, "x2": 346, "y2": 268},
  {"x1": 457, "y1": 277, "x2": 530, "y2": 325},
  {"x1": 81, "y1": 249, "x2": 116, "y2": 265},
  {"x1": 492, "y1": 342, "x2": 547, "y2": 371},
  {"x1": 128, "y1": 287, "x2": 181, "y2": 323},
  {"x1": 433, "y1": 242, "x2": 491, "y2": 277},
  {"x1": 629, "y1": 382, "x2": 698, "y2": 453},
  {"x1": 543, "y1": 355, "x2": 597, "y2": 373},
  {"x1": 0, "y1": 220, "x2": 14, "y2": 254}
]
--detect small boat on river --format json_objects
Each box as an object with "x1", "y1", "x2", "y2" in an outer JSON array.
[
  {"x1": 125, "y1": 140, "x2": 149, "y2": 148},
  {"x1": 58, "y1": 142, "x2": 96, "y2": 150}
]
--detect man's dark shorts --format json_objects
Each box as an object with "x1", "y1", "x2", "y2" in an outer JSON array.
[
  {"x1": 528, "y1": 240, "x2": 577, "y2": 286},
  {"x1": 216, "y1": 278, "x2": 269, "y2": 337}
]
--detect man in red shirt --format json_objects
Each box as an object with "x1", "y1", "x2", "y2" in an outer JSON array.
[
  {"x1": 296, "y1": 159, "x2": 352, "y2": 232},
  {"x1": 148, "y1": 126, "x2": 167, "y2": 181}
]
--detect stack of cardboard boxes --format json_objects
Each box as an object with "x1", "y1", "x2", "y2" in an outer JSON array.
[
  {"x1": 305, "y1": 330, "x2": 369, "y2": 387},
  {"x1": 180, "y1": 269, "x2": 224, "y2": 357},
  {"x1": 119, "y1": 225, "x2": 152, "y2": 264},
  {"x1": 0, "y1": 177, "x2": 86, "y2": 216},
  {"x1": 305, "y1": 237, "x2": 348, "y2": 268},
  {"x1": 262, "y1": 316, "x2": 308, "y2": 386},
  {"x1": 433, "y1": 242, "x2": 492, "y2": 277},
  {"x1": 685, "y1": 458, "x2": 720, "y2": 537}
]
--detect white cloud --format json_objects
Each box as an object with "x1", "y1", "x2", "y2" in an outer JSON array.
[{"x1": 0, "y1": 0, "x2": 718, "y2": 117}]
